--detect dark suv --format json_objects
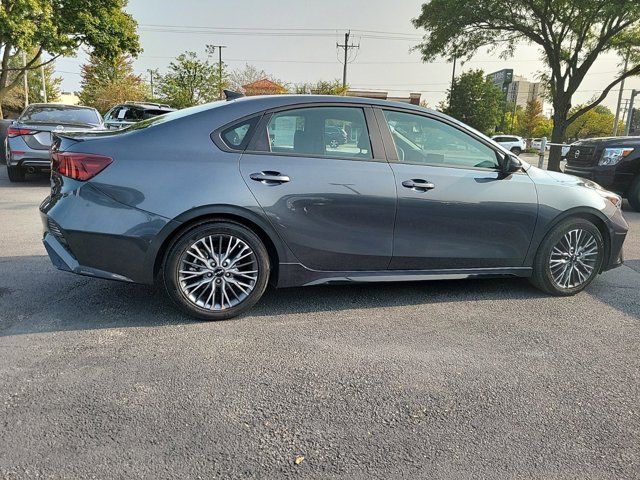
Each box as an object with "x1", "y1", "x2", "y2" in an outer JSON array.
[
  {"x1": 103, "y1": 102, "x2": 175, "y2": 130},
  {"x1": 324, "y1": 125, "x2": 348, "y2": 147},
  {"x1": 564, "y1": 137, "x2": 640, "y2": 211}
]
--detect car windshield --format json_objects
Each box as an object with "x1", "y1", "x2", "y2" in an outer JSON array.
[{"x1": 20, "y1": 106, "x2": 101, "y2": 126}]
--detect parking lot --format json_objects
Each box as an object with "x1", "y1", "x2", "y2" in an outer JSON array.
[{"x1": 1, "y1": 166, "x2": 639, "y2": 479}]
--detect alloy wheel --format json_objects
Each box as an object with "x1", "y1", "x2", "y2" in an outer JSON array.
[
  {"x1": 548, "y1": 228, "x2": 599, "y2": 289},
  {"x1": 178, "y1": 234, "x2": 258, "y2": 310}
]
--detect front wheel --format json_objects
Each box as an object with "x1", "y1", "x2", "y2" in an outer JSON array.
[
  {"x1": 530, "y1": 218, "x2": 604, "y2": 296},
  {"x1": 162, "y1": 221, "x2": 270, "y2": 320}
]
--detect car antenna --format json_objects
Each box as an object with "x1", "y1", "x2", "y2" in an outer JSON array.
[{"x1": 224, "y1": 90, "x2": 245, "y2": 101}]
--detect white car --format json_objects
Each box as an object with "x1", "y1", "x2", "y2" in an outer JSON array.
[
  {"x1": 531, "y1": 138, "x2": 550, "y2": 151},
  {"x1": 491, "y1": 135, "x2": 526, "y2": 155}
]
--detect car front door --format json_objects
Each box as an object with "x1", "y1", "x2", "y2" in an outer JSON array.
[
  {"x1": 238, "y1": 105, "x2": 396, "y2": 271},
  {"x1": 377, "y1": 108, "x2": 538, "y2": 270}
]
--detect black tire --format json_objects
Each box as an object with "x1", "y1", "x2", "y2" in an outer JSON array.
[
  {"x1": 530, "y1": 218, "x2": 604, "y2": 296},
  {"x1": 627, "y1": 175, "x2": 640, "y2": 212},
  {"x1": 162, "y1": 221, "x2": 270, "y2": 321},
  {"x1": 511, "y1": 147, "x2": 522, "y2": 155},
  {"x1": 329, "y1": 139, "x2": 339, "y2": 148},
  {"x1": 7, "y1": 165, "x2": 25, "y2": 182}
]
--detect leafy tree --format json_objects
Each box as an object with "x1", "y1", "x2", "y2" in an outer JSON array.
[
  {"x1": 442, "y1": 69, "x2": 503, "y2": 135},
  {"x1": 565, "y1": 104, "x2": 621, "y2": 141},
  {"x1": 79, "y1": 53, "x2": 146, "y2": 113},
  {"x1": 294, "y1": 79, "x2": 347, "y2": 96},
  {"x1": 0, "y1": 0, "x2": 140, "y2": 118},
  {"x1": 413, "y1": 1, "x2": 640, "y2": 171},
  {"x1": 0, "y1": 48, "x2": 60, "y2": 115},
  {"x1": 532, "y1": 117, "x2": 553, "y2": 139},
  {"x1": 228, "y1": 63, "x2": 287, "y2": 93},
  {"x1": 518, "y1": 99, "x2": 544, "y2": 138},
  {"x1": 155, "y1": 51, "x2": 224, "y2": 109}
]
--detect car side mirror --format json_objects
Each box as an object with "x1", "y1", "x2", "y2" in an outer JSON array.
[{"x1": 502, "y1": 154, "x2": 522, "y2": 174}]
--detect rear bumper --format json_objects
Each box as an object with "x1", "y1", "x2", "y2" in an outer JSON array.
[{"x1": 40, "y1": 181, "x2": 171, "y2": 284}]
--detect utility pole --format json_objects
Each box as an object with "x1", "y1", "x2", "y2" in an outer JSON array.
[
  {"x1": 40, "y1": 64, "x2": 47, "y2": 103},
  {"x1": 626, "y1": 89, "x2": 639, "y2": 136},
  {"x1": 337, "y1": 31, "x2": 359, "y2": 90},
  {"x1": 22, "y1": 51, "x2": 29, "y2": 106},
  {"x1": 147, "y1": 69, "x2": 155, "y2": 98},
  {"x1": 450, "y1": 54, "x2": 457, "y2": 92},
  {"x1": 613, "y1": 48, "x2": 630, "y2": 136},
  {"x1": 209, "y1": 45, "x2": 227, "y2": 99}
]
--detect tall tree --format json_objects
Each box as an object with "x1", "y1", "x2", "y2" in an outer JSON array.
[
  {"x1": 155, "y1": 51, "x2": 223, "y2": 109},
  {"x1": 0, "y1": 0, "x2": 140, "y2": 118},
  {"x1": 442, "y1": 69, "x2": 503, "y2": 135},
  {"x1": 519, "y1": 99, "x2": 544, "y2": 138},
  {"x1": 413, "y1": 1, "x2": 640, "y2": 171},
  {"x1": 79, "y1": 53, "x2": 146, "y2": 113}
]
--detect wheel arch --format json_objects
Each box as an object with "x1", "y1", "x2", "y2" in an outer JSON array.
[
  {"x1": 150, "y1": 205, "x2": 291, "y2": 285},
  {"x1": 529, "y1": 207, "x2": 612, "y2": 272}
]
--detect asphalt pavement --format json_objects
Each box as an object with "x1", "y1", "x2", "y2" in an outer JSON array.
[{"x1": 1, "y1": 167, "x2": 639, "y2": 479}]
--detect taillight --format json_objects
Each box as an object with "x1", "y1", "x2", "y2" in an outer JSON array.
[
  {"x1": 7, "y1": 127, "x2": 37, "y2": 137},
  {"x1": 51, "y1": 152, "x2": 113, "y2": 181}
]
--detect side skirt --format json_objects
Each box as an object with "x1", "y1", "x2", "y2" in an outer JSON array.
[{"x1": 277, "y1": 263, "x2": 533, "y2": 288}]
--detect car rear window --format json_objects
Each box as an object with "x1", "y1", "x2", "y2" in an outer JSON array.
[{"x1": 20, "y1": 106, "x2": 101, "y2": 126}]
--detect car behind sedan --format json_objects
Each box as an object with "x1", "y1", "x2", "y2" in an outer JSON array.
[
  {"x1": 5, "y1": 103, "x2": 103, "y2": 182},
  {"x1": 40, "y1": 95, "x2": 628, "y2": 320}
]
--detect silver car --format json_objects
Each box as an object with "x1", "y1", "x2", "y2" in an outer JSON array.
[{"x1": 5, "y1": 103, "x2": 103, "y2": 182}]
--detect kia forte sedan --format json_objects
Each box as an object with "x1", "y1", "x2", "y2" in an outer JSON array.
[{"x1": 40, "y1": 94, "x2": 628, "y2": 320}]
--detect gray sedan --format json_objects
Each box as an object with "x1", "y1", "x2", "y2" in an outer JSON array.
[
  {"x1": 40, "y1": 94, "x2": 628, "y2": 320},
  {"x1": 5, "y1": 103, "x2": 103, "y2": 182}
]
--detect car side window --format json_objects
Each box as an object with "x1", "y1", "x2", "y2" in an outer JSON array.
[
  {"x1": 382, "y1": 110, "x2": 500, "y2": 170},
  {"x1": 260, "y1": 106, "x2": 372, "y2": 160},
  {"x1": 220, "y1": 117, "x2": 260, "y2": 150}
]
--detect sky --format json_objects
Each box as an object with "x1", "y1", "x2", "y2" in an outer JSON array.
[{"x1": 54, "y1": 0, "x2": 640, "y2": 114}]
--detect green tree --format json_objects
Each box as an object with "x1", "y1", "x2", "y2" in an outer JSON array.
[
  {"x1": 565, "y1": 105, "x2": 620, "y2": 141},
  {"x1": 442, "y1": 70, "x2": 503, "y2": 135},
  {"x1": 294, "y1": 79, "x2": 347, "y2": 95},
  {"x1": 79, "y1": 53, "x2": 146, "y2": 113},
  {"x1": 518, "y1": 99, "x2": 544, "y2": 139},
  {"x1": 0, "y1": 0, "x2": 140, "y2": 118},
  {"x1": 532, "y1": 117, "x2": 553, "y2": 139},
  {"x1": 413, "y1": 1, "x2": 640, "y2": 171},
  {"x1": 0, "y1": 47, "x2": 60, "y2": 114},
  {"x1": 155, "y1": 51, "x2": 223, "y2": 109}
]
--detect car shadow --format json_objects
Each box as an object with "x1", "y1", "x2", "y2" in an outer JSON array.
[
  {"x1": 1, "y1": 254, "x2": 637, "y2": 337},
  {"x1": 0, "y1": 170, "x2": 50, "y2": 187}
]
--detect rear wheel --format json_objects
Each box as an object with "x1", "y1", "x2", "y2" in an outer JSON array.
[
  {"x1": 530, "y1": 218, "x2": 604, "y2": 296},
  {"x1": 163, "y1": 221, "x2": 270, "y2": 320},
  {"x1": 511, "y1": 147, "x2": 522, "y2": 155},
  {"x1": 627, "y1": 175, "x2": 640, "y2": 212},
  {"x1": 6, "y1": 165, "x2": 25, "y2": 182}
]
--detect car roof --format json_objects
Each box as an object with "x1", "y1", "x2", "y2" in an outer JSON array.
[
  {"x1": 114, "y1": 102, "x2": 175, "y2": 111},
  {"x1": 24, "y1": 103, "x2": 97, "y2": 110}
]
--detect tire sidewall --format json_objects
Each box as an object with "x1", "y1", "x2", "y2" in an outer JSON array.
[
  {"x1": 163, "y1": 221, "x2": 270, "y2": 320},
  {"x1": 628, "y1": 176, "x2": 640, "y2": 212},
  {"x1": 534, "y1": 219, "x2": 604, "y2": 296}
]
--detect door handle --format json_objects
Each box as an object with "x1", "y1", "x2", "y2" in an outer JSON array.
[
  {"x1": 402, "y1": 179, "x2": 435, "y2": 191},
  {"x1": 250, "y1": 171, "x2": 291, "y2": 185}
]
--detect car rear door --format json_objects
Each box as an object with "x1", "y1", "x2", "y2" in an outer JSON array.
[
  {"x1": 237, "y1": 104, "x2": 397, "y2": 271},
  {"x1": 377, "y1": 108, "x2": 538, "y2": 270}
]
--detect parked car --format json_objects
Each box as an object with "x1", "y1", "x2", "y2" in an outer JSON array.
[
  {"x1": 41, "y1": 95, "x2": 628, "y2": 320},
  {"x1": 325, "y1": 125, "x2": 348, "y2": 147},
  {"x1": 5, "y1": 103, "x2": 103, "y2": 182},
  {"x1": 530, "y1": 138, "x2": 551, "y2": 151},
  {"x1": 564, "y1": 137, "x2": 640, "y2": 211},
  {"x1": 103, "y1": 102, "x2": 175, "y2": 130},
  {"x1": 491, "y1": 135, "x2": 526, "y2": 155}
]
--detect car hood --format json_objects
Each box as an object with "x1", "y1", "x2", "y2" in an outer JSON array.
[
  {"x1": 572, "y1": 136, "x2": 640, "y2": 148},
  {"x1": 526, "y1": 165, "x2": 603, "y2": 189}
]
